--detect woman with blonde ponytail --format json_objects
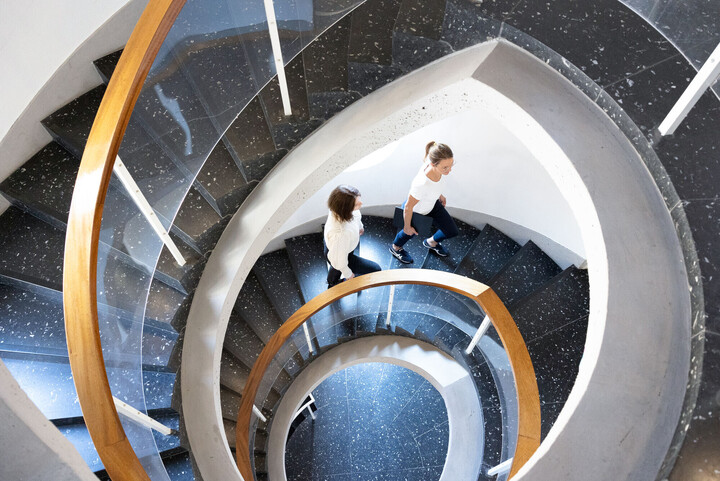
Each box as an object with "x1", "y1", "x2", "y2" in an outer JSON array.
[{"x1": 389, "y1": 141, "x2": 459, "y2": 264}]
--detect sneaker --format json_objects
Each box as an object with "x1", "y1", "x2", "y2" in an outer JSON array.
[
  {"x1": 389, "y1": 246, "x2": 413, "y2": 264},
  {"x1": 423, "y1": 239, "x2": 449, "y2": 257}
]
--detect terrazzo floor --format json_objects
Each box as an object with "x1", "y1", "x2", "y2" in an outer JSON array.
[{"x1": 285, "y1": 362, "x2": 449, "y2": 481}]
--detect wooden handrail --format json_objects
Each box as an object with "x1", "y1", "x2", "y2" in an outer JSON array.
[
  {"x1": 235, "y1": 269, "x2": 541, "y2": 480},
  {"x1": 62, "y1": 1, "x2": 185, "y2": 481}
]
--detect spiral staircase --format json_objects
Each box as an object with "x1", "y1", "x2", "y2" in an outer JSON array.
[{"x1": 0, "y1": 0, "x2": 715, "y2": 480}]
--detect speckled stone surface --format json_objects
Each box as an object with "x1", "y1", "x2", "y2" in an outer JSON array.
[
  {"x1": 308, "y1": 91, "x2": 364, "y2": 121},
  {"x1": 454, "y1": 224, "x2": 521, "y2": 284},
  {"x1": 171, "y1": 186, "x2": 225, "y2": 254},
  {"x1": 0, "y1": 142, "x2": 78, "y2": 229},
  {"x1": 0, "y1": 282, "x2": 67, "y2": 356},
  {"x1": 260, "y1": 54, "x2": 310, "y2": 126},
  {"x1": 143, "y1": 369, "x2": 176, "y2": 410},
  {"x1": 347, "y1": 61, "x2": 405, "y2": 96},
  {"x1": 395, "y1": 0, "x2": 447, "y2": 41},
  {"x1": 488, "y1": 241, "x2": 562, "y2": 308},
  {"x1": 0, "y1": 207, "x2": 65, "y2": 289},
  {"x1": 194, "y1": 140, "x2": 251, "y2": 218},
  {"x1": 347, "y1": 0, "x2": 404, "y2": 65},
  {"x1": 509, "y1": 267, "x2": 590, "y2": 344},
  {"x1": 93, "y1": 49, "x2": 122, "y2": 84},
  {"x1": 391, "y1": 32, "x2": 454, "y2": 73},
  {"x1": 303, "y1": 16, "x2": 351, "y2": 95},
  {"x1": 223, "y1": 96, "x2": 276, "y2": 168},
  {"x1": 285, "y1": 363, "x2": 448, "y2": 480},
  {"x1": 163, "y1": 452, "x2": 195, "y2": 481}
]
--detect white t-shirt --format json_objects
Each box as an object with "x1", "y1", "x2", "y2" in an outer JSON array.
[
  {"x1": 324, "y1": 210, "x2": 363, "y2": 278},
  {"x1": 408, "y1": 162, "x2": 446, "y2": 214}
]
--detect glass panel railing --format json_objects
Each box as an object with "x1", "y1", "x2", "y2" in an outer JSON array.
[
  {"x1": 248, "y1": 284, "x2": 520, "y2": 481},
  {"x1": 90, "y1": 0, "x2": 366, "y2": 478}
]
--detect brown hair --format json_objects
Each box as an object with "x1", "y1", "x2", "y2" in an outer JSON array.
[
  {"x1": 424, "y1": 141, "x2": 454, "y2": 166},
  {"x1": 328, "y1": 185, "x2": 361, "y2": 222}
]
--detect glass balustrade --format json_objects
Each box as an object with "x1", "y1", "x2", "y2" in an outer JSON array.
[{"x1": 247, "y1": 284, "x2": 521, "y2": 481}]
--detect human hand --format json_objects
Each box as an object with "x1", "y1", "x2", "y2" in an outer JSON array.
[
  {"x1": 403, "y1": 226, "x2": 418, "y2": 236},
  {"x1": 359, "y1": 228, "x2": 364, "y2": 236},
  {"x1": 347, "y1": 273, "x2": 355, "y2": 280},
  {"x1": 439, "y1": 195, "x2": 447, "y2": 207}
]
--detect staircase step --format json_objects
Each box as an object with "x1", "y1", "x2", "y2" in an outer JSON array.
[
  {"x1": 392, "y1": 31, "x2": 454, "y2": 73},
  {"x1": 526, "y1": 316, "x2": 588, "y2": 439},
  {"x1": 223, "y1": 419, "x2": 238, "y2": 449},
  {"x1": 432, "y1": 322, "x2": 469, "y2": 352},
  {"x1": 242, "y1": 150, "x2": 286, "y2": 183},
  {"x1": 259, "y1": 55, "x2": 314, "y2": 151},
  {"x1": 145, "y1": 278, "x2": 187, "y2": 326},
  {"x1": 440, "y1": 0, "x2": 502, "y2": 51},
  {"x1": 0, "y1": 282, "x2": 67, "y2": 356},
  {"x1": 454, "y1": 224, "x2": 521, "y2": 283},
  {"x1": 0, "y1": 142, "x2": 79, "y2": 230},
  {"x1": 142, "y1": 322, "x2": 179, "y2": 368},
  {"x1": 55, "y1": 421, "x2": 103, "y2": 472},
  {"x1": 233, "y1": 271, "x2": 305, "y2": 376},
  {"x1": 394, "y1": 0, "x2": 447, "y2": 41},
  {"x1": 347, "y1": 0, "x2": 404, "y2": 65},
  {"x1": 222, "y1": 96, "x2": 277, "y2": 171},
  {"x1": 0, "y1": 207, "x2": 65, "y2": 289},
  {"x1": 194, "y1": 140, "x2": 255, "y2": 218},
  {"x1": 509, "y1": 266, "x2": 590, "y2": 344},
  {"x1": 348, "y1": 61, "x2": 405, "y2": 96},
  {"x1": 220, "y1": 387, "x2": 243, "y2": 422},
  {"x1": 220, "y1": 350, "x2": 250, "y2": 395},
  {"x1": 285, "y1": 232, "x2": 329, "y2": 302},
  {"x1": 162, "y1": 451, "x2": 196, "y2": 481},
  {"x1": 302, "y1": 15, "x2": 351, "y2": 96},
  {"x1": 308, "y1": 91, "x2": 363, "y2": 121},
  {"x1": 93, "y1": 49, "x2": 123, "y2": 84},
  {"x1": 488, "y1": 241, "x2": 563, "y2": 307},
  {"x1": 170, "y1": 186, "x2": 227, "y2": 254},
  {"x1": 253, "y1": 249, "x2": 306, "y2": 323},
  {"x1": 154, "y1": 233, "x2": 207, "y2": 294}
]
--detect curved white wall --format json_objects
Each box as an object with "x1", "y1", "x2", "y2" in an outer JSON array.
[
  {"x1": 0, "y1": 0, "x2": 147, "y2": 211},
  {"x1": 278, "y1": 108, "x2": 586, "y2": 266}
]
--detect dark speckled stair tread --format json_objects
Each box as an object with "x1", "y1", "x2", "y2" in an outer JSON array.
[
  {"x1": 220, "y1": 350, "x2": 250, "y2": 395},
  {"x1": 145, "y1": 278, "x2": 187, "y2": 326},
  {"x1": 308, "y1": 91, "x2": 363, "y2": 120},
  {"x1": 302, "y1": 15, "x2": 351, "y2": 96},
  {"x1": 285, "y1": 233, "x2": 328, "y2": 302},
  {"x1": 454, "y1": 224, "x2": 521, "y2": 283},
  {"x1": 0, "y1": 207, "x2": 65, "y2": 290},
  {"x1": 170, "y1": 186, "x2": 226, "y2": 254},
  {"x1": 509, "y1": 266, "x2": 590, "y2": 344},
  {"x1": 224, "y1": 312, "x2": 270, "y2": 370},
  {"x1": 253, "y1": 249, "x2": 306, "y2": 322},
  {"x1": 0, "y1": 143, "x2": 79, "y2": 230},
  {"x1": 194, "y1": 140, "x2": 254, "y2": 218},
  {"x1": 0, "y1": 282, "x2": 68, "y2": 356},
  {"x1": 347, "y1": 0, "x2": 404, "y2": 65},
  {"x1": 526, "y1": 317, "x2": 588, "y2": 439},
  {"x1": 487, "y1": 240, "x2": 563, "y2": 307},
  {"x1": 440, "y1": 0, "x2": 501, "y2": 51},
  {"x1": 391, "y1": 31, "x2": 454, "y2": 73},
  {"x1": 348, "y1": 61, "x2": 405, "y2": 96},
  {"x1": 222, "y1": 96, "x2": 276, "y2": 170},
  {"x1": 394, "y1": 0, "x2": 447, "y2": 40},
  {"x1": 93, "y1": 49, "x2": 123, "y2": 84},
  {"x1": 432, "y1": 322, "x2": 469, "y2": 352},
  {"x1": 154, "y1": 232, "x2": 207, "y2": 294}
]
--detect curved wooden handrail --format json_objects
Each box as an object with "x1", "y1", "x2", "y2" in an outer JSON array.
[
  {"x1": 62, "y1": 1, "x2": 185, "y2": 481},
  {"x1": 235, "y1": 269, "x2": 541, "y2": 479}
]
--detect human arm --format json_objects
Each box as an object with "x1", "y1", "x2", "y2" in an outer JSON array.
[
  {"x1": 403, "y1": 195, "x2": 420, "y2": 236},
  {"x1": 326, "y1": 230, "x2": 356, "y2": 279}
]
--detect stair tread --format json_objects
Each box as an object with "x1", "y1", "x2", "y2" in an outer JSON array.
[
  {"x1": 509, "y1": 266, "x2": 590, "y2": 344},
  {"x1": 395, "y1": 0, "x2": 447, "y2": 41},
  {"x1": 392, "y1": 31, "x2": 454, "y2": 72},
  {"x1": 171, "y1": 186, "x2": 226, "y2": 254},
  {"x1": 222, "y1": 96, "x2": 277, "y2": 168},
  {"x1": 93, "y1": 49, "x2": 123, "y2": 84},
  {"x1": 308, "y1": 91, "x2": 363, "y2": 121},
  {"x1": 454, "y1": 224, "x2": 521, "y2": 283},
  {"x1": 194, "y1": 140, "x2": 253, "y2": 218},
  {"x1": 348, "y1": 61, "x2": 405, "y2": 96},
  {"x1": 347, "y1": 0, "x2": 404, "y2": 65},
  {"x1": 488, "y1": 240, "x2": 563, "y2": 307},
  {"x1": 0, "y1": 143, "x2": 78, "y2": 229},
  {"x1": 302, "y1": 15, "x2": 351, "y2": 96},
  {"x1": 440, "y1": 0, "x2": 502, "y2": 51},
  {"x1": 220, "y1": 350, "x2": 250, "y2": 395}
]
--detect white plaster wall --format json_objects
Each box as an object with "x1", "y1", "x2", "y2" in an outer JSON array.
[
  {"x1": 278, "y1": 108, "x2": 586, "y2": 266},
  {"x1": 0, "y1": 0, "x2": 147, "y2": 212}
]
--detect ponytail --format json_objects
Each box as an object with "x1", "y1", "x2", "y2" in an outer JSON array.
[{"x1": 424, "y1": 141, "x2": 454, "y2": 166}]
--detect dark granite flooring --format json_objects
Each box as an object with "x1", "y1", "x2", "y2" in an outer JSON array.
[{"x1": 285, "y1": 363, "x2": 448, "y2": 481}]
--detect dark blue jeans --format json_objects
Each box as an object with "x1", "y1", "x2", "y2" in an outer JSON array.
[
  {"x1": 392, "y1": 200, "x2": 459, "y2": 248},
  {"x1": 325, "y1": 249, "x2": 381, "y2": 286}
]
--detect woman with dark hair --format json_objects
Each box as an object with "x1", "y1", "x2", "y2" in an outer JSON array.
[
  {"x1": 324, "y1": 185, "x2": 381, "y2": 288},
  {"x1": 390, "y1": 141, "x2": 459, "y2": 264}
]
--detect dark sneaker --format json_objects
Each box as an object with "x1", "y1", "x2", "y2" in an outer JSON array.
[
  {"x1": 423, "y1": 239, "x2": 449, "y2": 257},
  {"x1": 389, "y1": 246, "x2": 413, "y2": 264}
]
